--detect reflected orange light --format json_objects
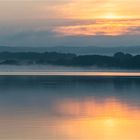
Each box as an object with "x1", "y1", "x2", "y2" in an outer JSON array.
[
  {"x1": 51, "y1": 98, "x2": 140, "y2": 140},
  {"x1": 55, "y1": 98, "x2": 140, "y2": 119},
  {"x1": 0, "y1": 97, "x2": 140, "y2": 140},
  {"x1": 104, "y1": 118, "x2": 117, "y2": 127}
]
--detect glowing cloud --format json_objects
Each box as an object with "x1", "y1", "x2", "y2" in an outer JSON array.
[
  {"x1": 0, "y1": 0, "x2": 140, "y2": 46},
  {"x1": 54, "y1": 19, "x2": 140, "y2": 36}
]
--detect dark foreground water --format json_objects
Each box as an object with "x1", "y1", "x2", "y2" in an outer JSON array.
[{"x1": 0, "y1": 75, "x2": 140, "y2": 140}]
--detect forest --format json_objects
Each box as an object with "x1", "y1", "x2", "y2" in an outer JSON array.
[{"x1": 0, "y1": 51, "x2": 140, "y2": 68}]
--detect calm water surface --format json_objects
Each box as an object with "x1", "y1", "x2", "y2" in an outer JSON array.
[{"x1": 0, "y1": 75, "x2": 140, "y2": 140}]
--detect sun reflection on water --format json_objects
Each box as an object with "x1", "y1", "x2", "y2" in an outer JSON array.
[
  {"x1": 0, "y1": 77, "x2": 140, "y2": 140},
  {"x1": 49, "y1": 97, "x2": 140, "y2": 140}
]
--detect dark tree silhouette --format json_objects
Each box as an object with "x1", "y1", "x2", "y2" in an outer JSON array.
[{"x1": 0, "y1": 51, "x2": 140, "y2": 69}]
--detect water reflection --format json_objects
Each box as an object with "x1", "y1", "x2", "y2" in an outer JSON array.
[
  {"x1": 55, "y1": 98, "x2": 140, "y2": 119},
  {"x1": 0, "y1": 76, "x2": 140, "y2": 140}
]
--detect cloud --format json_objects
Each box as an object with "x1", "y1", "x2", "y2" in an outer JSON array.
[
  {"x1": 53, "y1": 19, "x2": 140, "y2": 36},
  {"x1": 0, "y1": 14, "x2": 139, "y2": 47},
  {"x1": 1, "y1": 29, "x2": 140, "y2": 47}
]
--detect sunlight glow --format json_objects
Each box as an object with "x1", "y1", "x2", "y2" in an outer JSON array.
[
  {"x1": 104, "y1": 118, "x2": 117, "y2": 127},
  {"x1": 51, "y1": 98, "x2": 140, "y2": 140},
  {"x1": 103, "y1": 13, "x2": 122, "y2": 19}
]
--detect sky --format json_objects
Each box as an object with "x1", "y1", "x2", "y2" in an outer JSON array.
[{"x1": 0, "y1": 0, "x2": 140, "y2": 47}]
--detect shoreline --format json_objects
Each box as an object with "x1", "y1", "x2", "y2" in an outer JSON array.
[{"x1": 0, "y1": 71, "x2": 140, "y2": 76}]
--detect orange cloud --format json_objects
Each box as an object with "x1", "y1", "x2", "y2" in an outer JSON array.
[{"x1": 54, "y1": 19, "x2": 140, "y2": 36}]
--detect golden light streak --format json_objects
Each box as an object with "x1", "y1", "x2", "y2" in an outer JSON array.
[
  {"x1": 54, "y1": 19, "x2": 140, "y2": 36},
  {"x1": 102, "y1": 13, "x2": 123, "y2": 19}
]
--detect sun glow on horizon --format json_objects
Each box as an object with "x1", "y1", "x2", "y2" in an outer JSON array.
[{"x1": 103, "y1": 13, "x2": 123, "y2": 19}]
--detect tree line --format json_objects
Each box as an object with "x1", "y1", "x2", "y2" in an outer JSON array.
[{"x1": 0, "y1": 51, "x2": 140, "y2": 68}]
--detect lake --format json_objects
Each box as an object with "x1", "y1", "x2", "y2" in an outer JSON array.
[{"x1": 0, "y1": 74, "x2": 140, "y2": 140}]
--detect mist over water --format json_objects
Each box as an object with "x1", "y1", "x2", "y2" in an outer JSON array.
[
  {"x1": 0, "y1": 65, "x2": 140, "y2": 72},
  {"x1": 0, "y1": 76, "x2": 140, "y2": 140}
]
